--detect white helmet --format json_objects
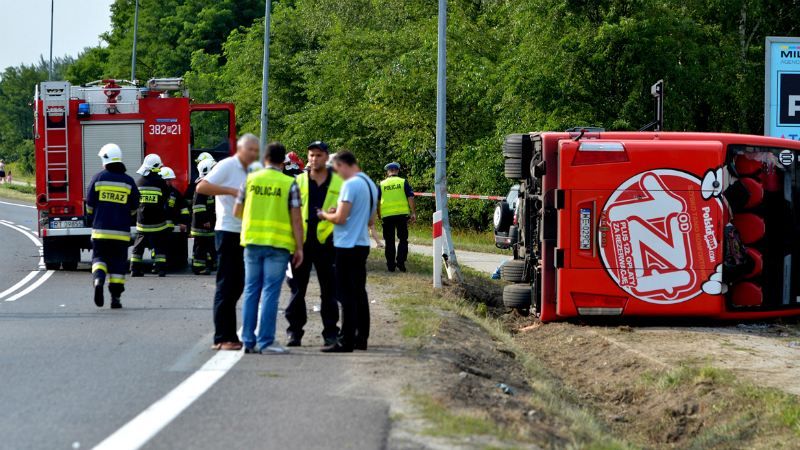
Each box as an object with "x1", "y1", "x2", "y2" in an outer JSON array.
[
  {"x1": 195, "y1": 152, "x2": 215, "y2": 164},
  {"x1": 137, "y1": 153, "x2": 163, "y2": 175},
  {"x1": 98, "y1": 143, "x2": 123, "y2": 166},
  {"x1": 160, "y1": 166, "x2": 176, "y2": 180},
  {"x1": 248, "y1": 161, "x2": 264, "y2": 173},
  {"x1": 197, "y1": 158, "x2": 217, "y2": 180}
]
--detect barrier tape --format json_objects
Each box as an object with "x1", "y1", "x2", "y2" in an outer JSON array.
[{"x1": 414, "y1": 192, "x2": 504, "y2": 201}]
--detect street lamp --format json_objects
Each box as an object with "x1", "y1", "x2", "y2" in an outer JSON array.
[
  {"x1": 259, "y1": 0, "x2": 272, "y2": 160},
  {"x1": 131, "y1": 0, "x2": 140, "y2": 83},
  {"x1": 49, "y1": 0, "x2": 54, "y2": 80}
]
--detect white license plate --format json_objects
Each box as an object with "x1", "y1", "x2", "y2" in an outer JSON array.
[
  {"x1": 50, "y1": 220, "x2": 84, "y2": 229},
  {"x1": 579, "y1": 208, "x2": 592, "y2": 250}
]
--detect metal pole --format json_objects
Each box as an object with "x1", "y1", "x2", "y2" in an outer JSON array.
[
  {"x1": 131, "y1": 0, "x2": 139, "y2": 83},
  {"x1": 259, "y1": 0, "x2": 272, "y2": 161},
  {"x1": 434, "y1": 0, "x2": 462, "y2": 282},
  {"x1": 48, "y1": 0, "x2": 54, "y2": 80}
]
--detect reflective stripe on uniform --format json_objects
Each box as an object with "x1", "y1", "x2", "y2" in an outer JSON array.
[
  {"x1": 130, "y1": 256, "x2": 143, "y2": 263},
  {"x1": 136, "y1": 222, "x2": 169, "y2": 232},
  {"x1": 95, "y1": 181, "x2": 133, "y2": 193},
  {"x1": 92, "y1": 229, "x2": 131, "y2": 241},
  {"x1": 108, "y1": 274, "x2": 126, "y2": 284},
  {"x1": 191, "y1": 229, "x2": 214, "y2": 237},
  {"x1": 86, "y1": 205, "x2": 94, "y2": 214},
  {"x1": 193, "y1": 205, "x2": 207, "y2": 212},
  {"x1": 138, "y1": 186, "x2": 163, "y2": 194},
  {"x1": 153, "y1": 254, "x2": 166, "y2": 263},
  {"x1": 92, "y1": 262, "x2": 108, "y2": 273}
]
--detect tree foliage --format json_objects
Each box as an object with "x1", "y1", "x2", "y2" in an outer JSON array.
[{"x1": 2, "y1": 0, "x2": 800, "y2": 226}]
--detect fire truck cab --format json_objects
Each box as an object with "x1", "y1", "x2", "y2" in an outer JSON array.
[
  {"x1": 500, "y1": 131, "x2": 800, "y2": 322},
  {"x1": 34, "y1": 78, "x2": 236, "y2": 270}
]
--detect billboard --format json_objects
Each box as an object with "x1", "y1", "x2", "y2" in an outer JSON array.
[{"x1": 765, "y1": 37, "x2": 800, "y2": 140}]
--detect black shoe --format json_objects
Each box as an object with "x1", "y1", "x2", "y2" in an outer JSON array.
[
  {"x1": 323, "y1": 337, "x2": 339, "y2": 347},
  {"x1": 321, "y1": 343, "x2": 353, "y2": 353},
  {"x1": 287, "y1": 337, "x2": 302, "y2": 347},
  {"x1": 158, "y1": 271, "x2": 166, "y2": 278},
  {"x1": 93, "y1": 281, "x2": 104, "y2": 307},
  {"x1": 397, "y1": 263, "x2": 407, "y2": 273},
  {"x1": 201, "y1": 268, "x2": 212, "y2": 275},
  {"x1": 110, "y1": 297, "x2": 122, "y2": 309},
  {"x1": 354, "y1": 341, "x2": 368, "y2": 351},
  {"x1": 131, "y1": 271, "x2": 143, "y2": 277},
  {"x1": 244, "y1": 347, "x2": 261, "y2": 354},
  {"x1": 387, "y1": 266, "x2": 396, "y2": 272}
]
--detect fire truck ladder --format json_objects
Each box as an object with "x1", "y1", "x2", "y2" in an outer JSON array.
[{"x1": 42, "y1": 83, "x2": 70, "y2": 202}]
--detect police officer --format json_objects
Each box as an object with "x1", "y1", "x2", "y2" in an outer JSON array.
[
  {"x1": 191, "y1": 158, "x2": 218, "y2": 275},
  {"x1": 285, "y1": 141, "x2": 343, "y2": 347},
  {"x1": 86, "y1": 143, "x2": 140, "y2": 308},
  {"x1": 131, "y1": 154, "x2": 171, "y2": 277},
  {"x1": 379, "y1": 162, "x2": 416, "y2": 272}
]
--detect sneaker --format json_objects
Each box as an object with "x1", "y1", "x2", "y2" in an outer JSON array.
[
  {"x1": 261, "y1": 344, "x2": 289, "y2": 354},
  {"x1": 110, "y1": 297, "x2": 122, "y2": 309},
  {"x1": 93, "y1": 281, "x2": 104, "y2": 307},
  {"x1": 244, "y1": 347, "x2": 261, "y2": 354}
]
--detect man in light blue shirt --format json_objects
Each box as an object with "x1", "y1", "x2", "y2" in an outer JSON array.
[{"x1": 317, "y1": 151, "x2": 378, "y2": 352}]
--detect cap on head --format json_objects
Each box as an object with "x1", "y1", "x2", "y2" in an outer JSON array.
[
  {"x1": 98, "y1": 143, "x2": 123, "y2": 166},
  {"x1": 307, "y1": 141, "x2": 329, "y2": 153},
  {"x1": 137, "y1": 154, "x2": 163, "y2": 175},
  {"x1": 195, "y1": 152, "x2": 214, "y2": 164},
  {"x1": 384, "y1": 162, "x2": 401, "y2": 172},
  {"x1": 160, "y1": 166, "x2": 176, "y2": 180},
  {"x1": 197, "y1": 158, "x2": 217, "y2": 180}
]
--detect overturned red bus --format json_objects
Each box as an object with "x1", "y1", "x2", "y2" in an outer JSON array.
[{"x1": 497, "y1": 131, "x2": 800, "y2": 322}]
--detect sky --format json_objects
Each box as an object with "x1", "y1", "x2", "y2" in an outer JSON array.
[{"x1": 0, "y1": 0, "x2": 114, "y2": 72}]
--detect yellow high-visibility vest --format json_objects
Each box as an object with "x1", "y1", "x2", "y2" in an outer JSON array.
[
  {"x1": 240, "y1": 169, "x2": 297, "y2": 252},
  {"x1": 297, "y1": 171, "x2": 343, "y2": 243},
  {"x1": 380, "y1": 176, "x2": 410, "y2": 218}
]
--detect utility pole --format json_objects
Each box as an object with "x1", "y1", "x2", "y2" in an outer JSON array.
[
  {"x1": 48, "y1": 0, "x2": 54, "y2": 80},
  {"x1": 131, "y1": 0, "x2": 139, "y2": 83},
  {"x1": 434, "y1": 0, "x2": 462, "y2": 283},
  {"x1": 259, "y1": 0, "x2": 272, "y2": 160}
]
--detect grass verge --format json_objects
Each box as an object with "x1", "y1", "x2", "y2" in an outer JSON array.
[
  {"x1": 377, "y1": 222, "x2": 506, "y2": 255},
  {"x1": 0, "y1": 183, "x2": 35, "y2": 202}
]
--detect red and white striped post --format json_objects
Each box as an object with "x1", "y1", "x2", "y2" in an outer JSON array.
[{"x1": 433, "y1": 210, "x2": 443, "y2": 288}]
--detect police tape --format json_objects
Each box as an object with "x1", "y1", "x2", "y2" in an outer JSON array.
[{"x1": 414, "y1": 192, "x2": 504, "y2": 201}]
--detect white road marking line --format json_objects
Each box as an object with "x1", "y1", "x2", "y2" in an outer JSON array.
[
  {"x1": 0, "y1": 200, "x2": 35, "y2": 209},
  {"x1": 92, "y1": 350, "x2": 244, "y2": 450},
  {"x1": 0, "y1": 271, "x2": 40, "y2": 301},
  {"x1": 0, "y1": 221, "x2": 42, "y2": 247},
  {"x1": 5, "y1": 271, "x2": 54, "y2": 302}
]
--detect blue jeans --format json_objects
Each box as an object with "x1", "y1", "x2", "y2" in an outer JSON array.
[{"x1": 241, "y1": 245, "x2": 291, "y2": 350}]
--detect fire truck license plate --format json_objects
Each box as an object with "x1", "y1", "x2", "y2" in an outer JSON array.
[
  {"x1": 50, "y1": 220, "x2": 84, "y2": 229},
  {"x1": 579, "y1": 208, "x2": 592, "y2": 250}
]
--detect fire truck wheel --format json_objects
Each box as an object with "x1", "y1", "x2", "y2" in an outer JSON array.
[
  {"x1": 500, "y1": 260, "x2": 526, "y2": 283},
  {"x1": 502, "y1": 133, "x2": 531, "y2": 159},
  {"x1": 503, "y1": 283, "x2": 532, "y2": 309},
  {"x1": 45, "y1": 262, "x2": 61, "y2": 271},
  {"x1": 505, "y1": 158, "x2": 522, "y2": 179},
  {"x1": 62, "y1": 262, "x2": 78, "y2": 271}
]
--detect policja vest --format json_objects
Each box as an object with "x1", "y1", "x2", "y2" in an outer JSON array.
[
  {"x1": 240, "y1": 169, "x2": 297, "y2": 253},
  {"x1": 297, "y1": 170, "x2": 343, "y2": 243},
  {"x1": 380, "y1": 176, "x2": 410, "y2": 218}
]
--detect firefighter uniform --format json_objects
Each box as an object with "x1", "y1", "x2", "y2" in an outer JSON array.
[
  {"x1": 86, "y1": 146, "x2": 140, "y2": 308},
  {"x1": 191, "y1": 188, "x2": 217, "y2": 274},
  {"x1": 131, "y1": 171, "x2": 171, "y2": 276},
  {"x1": 285, "y1": 169, "x2": 343, "y2": 344},
  {"x1": 379, "y1": 172, "x2": 413, "y2": 272}
]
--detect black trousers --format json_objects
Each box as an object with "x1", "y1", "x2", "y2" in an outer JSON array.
[
  {"x1": 213, "y1": 231, "x2": 244, "y2": 344},
  {"x1": 192, "y1": 235, "x2": 217, "y2": 272},
  {"x1": 335, "y1": 246, "x2": 370, "y2": 348},
  {"x1": 91, "y1": 239, "x2": 129, "y2": 298},
  {"x1": 286, "y1": 236, "x2": 338, "y2": 340},
  {"x1": 131, "y1": 231, "x2": 167, "y2": 272},
  {"x1": 382, "y1": 215, "x2": 409, "y2": 269}
]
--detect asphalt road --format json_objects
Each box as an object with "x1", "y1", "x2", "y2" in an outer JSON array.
[{"x1": 0, "y1": 199, "x2": 391, "y2": 450}]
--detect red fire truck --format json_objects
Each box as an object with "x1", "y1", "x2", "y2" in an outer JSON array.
[
  {"x1": 497, "y1": 130, "x2": 800, "y2": 321},
  {"x1": 33, "y1": 78, "x2": 236, "y2": 270}
]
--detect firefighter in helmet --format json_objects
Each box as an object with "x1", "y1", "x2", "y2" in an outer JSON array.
[
  {"x1": 160, "y1": 167, "x2": 190, "y2": 271},
  {"x1": 86, "y1": 143, "x2": 140, "y2": 308},
  {"x1": 131, "y1": 153, "x2": 171, "y2": 277},
  {"x1": 191, "y1": 157, "x2": 218, "y2": 274}
]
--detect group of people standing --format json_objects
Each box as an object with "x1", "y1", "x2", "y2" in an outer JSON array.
[{"x1": 85, "y1": 133, "x2": 416, "y2": 354}]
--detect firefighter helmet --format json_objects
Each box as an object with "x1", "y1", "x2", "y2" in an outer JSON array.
[
  {"x1": 195, "y1": 152, "x2": 215, "y2": 164},
  {"x1": 197, "y1": 158, "x2": 217, "y2": 180},
  {"x1": 98, "y1": 143, "x2": 123, "y2": 166},
  {"x1": 137, "y1": 154, "x2": 163, "y2": 175},
  {"x1": 160, "y1": 166, "x2": 176, "y2": 180}
]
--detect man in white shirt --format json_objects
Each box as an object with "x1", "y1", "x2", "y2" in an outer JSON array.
[{"x1": 196, "y1": 134, "x2": 259, "y2": 351}]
